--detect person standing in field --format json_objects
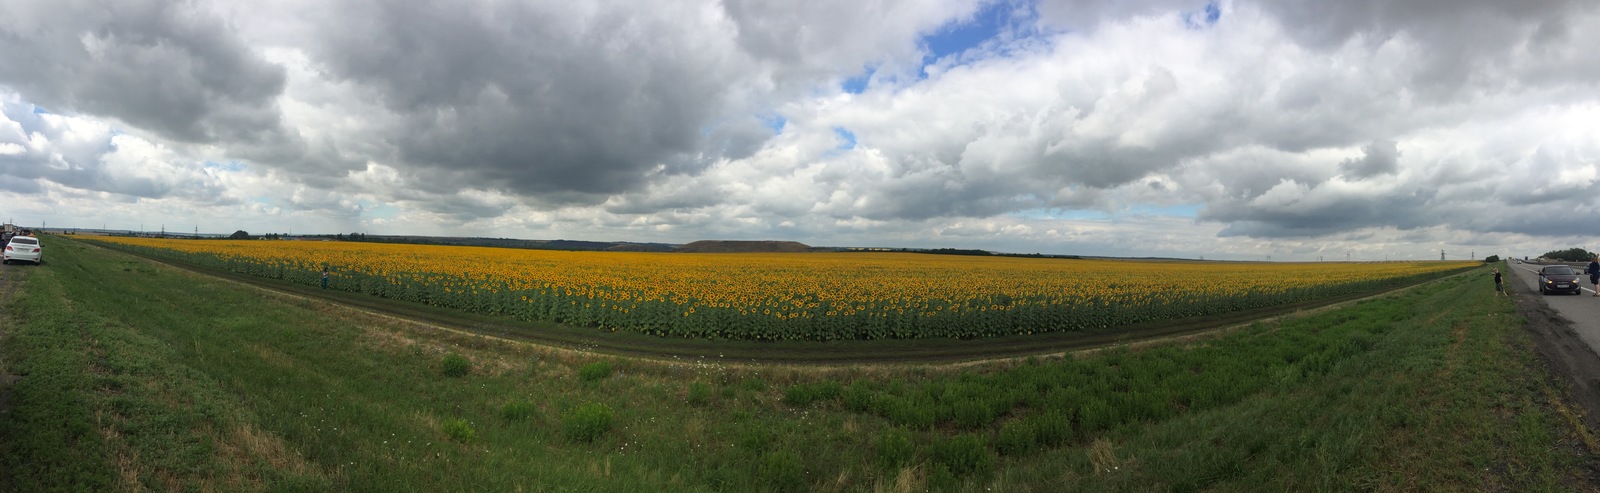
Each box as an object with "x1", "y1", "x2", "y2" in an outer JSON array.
[
  {"x1": 1587, "y1": 256, "x2": 1600, "y2": 297},
  {"x1": 322, "y1": 266, "x2": 330, "y2": 289}
]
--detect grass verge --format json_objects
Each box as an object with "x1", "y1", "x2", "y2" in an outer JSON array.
[{"x1": 0, "y1": 238, "x2": 1591, "y2": 491}]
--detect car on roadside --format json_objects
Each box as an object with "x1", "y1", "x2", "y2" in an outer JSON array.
[
  {"x1": 1539, "y1": 265, "x2": 1582, "y2": 295},
  {"x1": 3, "y1": 235, "x2": 42, "y2": 265}
]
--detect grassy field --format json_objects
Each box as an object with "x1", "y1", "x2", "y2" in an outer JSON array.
[{"x1": 0, "y1": 238, "x2": 1592, "y2": 491}]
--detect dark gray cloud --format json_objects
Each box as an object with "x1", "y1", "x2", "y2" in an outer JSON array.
[
  {"x1": 1256, "y1": 0, "x2": 1589, "y2": 97},
  {"x1": 1205, "y1": 185, "x2": 1438, "y2": 238},
  {"x1": 297, "y1": 0, "x2": 755, "y2": 202},
  {"x1": 1339, "y1": 140, "x2": 1400, "y2": 179},
  {"x1": 0, "y1": 0, "x2": 287, "y2": 144}
]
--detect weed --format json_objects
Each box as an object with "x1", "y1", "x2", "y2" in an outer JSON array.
[
  {"x1": 996, "y1": 420, "x2": 1035, "y2": 456},
  {"x1": 736, "y1": 422, "x2": 774, "y2": 452},
  {"x1": 440, "y1": 353, "x2": 470, "y2": 378},
  {"x1": 442, "y1": 418, "x2": 476, "y2": 443},
  {"x1": 687, "y1": 381, "x2": 712, "y2": 406},
  {"x1": 783, "y1": 380, "x2": 842, "y2": 407},
  {"x1": 563, "y1": 403, "x2": 613, "y2": 443},
  {"x1": 951, "y1": 399, "x2": 996, "y2": 429},
  {"x1": 1030, "y1": 410, "x2": 1074, "y2": 447},
  {"x1": 757, "y1": 450, "x2": 807, "y2": 493},
  {"x1": 934, "y1": 434, "x2": 995, "y2": 477},
  {"x1": 579, "y1": 361, "x2": 613, "y2": 382},
  {"x1": 502, "y1": 400, "x2": 537, "y2": 421},
  {"x1": 843, "y1": 381, "x2": 873, "y2": 412},
  {"x1": 876, "y1": 428, "x2": 916, "y2": 469}
]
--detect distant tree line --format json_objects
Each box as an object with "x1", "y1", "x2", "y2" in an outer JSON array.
[
  {"x1": 1540, "y1": 248, "x2": 1594, "y2": 262},
  {"x1": 911, "y1": 248, "x2": 994, "y2": 256}
]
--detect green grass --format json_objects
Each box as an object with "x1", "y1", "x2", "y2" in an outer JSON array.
[{"x1": 0, "y1": 241, "x2": 1589, "y2": 491}]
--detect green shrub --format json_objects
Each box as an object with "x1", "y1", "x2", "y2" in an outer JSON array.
[
  {"x1": 687, "y1": 381, "x2": 712, "y2": 406},
  {"x1": 736, "y1": 422, "x2": 774, "y2": 452},
  {"x1": 440, "y1": 353, "x2": 471, "y2": 378},
  {"x1": 579, "y1": 361, "x2": 613, "y2": 382},
  {"x1": 843, "y1": 381, "x2": 874, "y2": 412},
  {"x1": 996, "y1": 420, "x2": 1036, "y2": 456},
  {"x1": 783, "y1": 384, "x2": 812, "y2": 407},
  {"x1": 951, "y1": 399, "x2": 997, "y2": 429},
  {"x1": 757, "y1": 450, "x2": 807, "y2": 493},
  {"x1": 502, "y1": 400, "x2": 537, "y2": 421},
  {"x1": 441, "y1": 418, "x2": 476, "y2": 442},
  {"x1": 1079, "y1": 397, "x2": 1117, "y2": 434},
  {"x1": 934, "y1": 434, "x2": 995, "y2": 477},
  {"x1": 876, "y1": 428, "x2": 916, "y2": 468},
  {"x1": 812, "y1": 381, "x2": 842, "y2": 400},
  {"x1": 563, "y1": 403, "x2": 614, "y2": 442},
  {"x1": 1032, "y1": 410, "x2": 1074, "y2": 447},
  {"x1": 783, "y1": 381, "x2": 842, "y2": 407},
  {"x1": 885, "y1": 398, "x2": 936, "y2": 430}
]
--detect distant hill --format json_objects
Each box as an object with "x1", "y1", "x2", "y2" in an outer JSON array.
[{"x1": 675, "y1": 240, "x2": 814, "y2": 253}]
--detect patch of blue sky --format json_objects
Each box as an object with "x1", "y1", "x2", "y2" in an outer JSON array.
[
  {"x1": 702, "y1": 114, "x2": 787, "y2": 138},
  {"x1": 841, "y1": 66, "x2": 876, "y2": 94},
  {"x1": 915, "y1": 1, "x2": 1042, "y2": 78},
  {"x1": 833, "y1": 127, "x2": 857, "y2": 150},
  {"x1": 761, "y1": 114, "x2": 787, "y2": 134},
  {"x1": 923, "y1": 2, "x2": 1011, "y2": 61},
  {"x1": 1012, "y1": 208, "x2": 1111, "y2": 221},
  {"x1": 203, "y1": 161, "x2": 247, "y2": 172},
  {"x1": 363, "y1": 203, "x2": 399, "y2": 220},
  {"x1": 1184, "y1": 1, "x2": 1221, "y2": 29},
  {"x1": 1129, "y1": 203, "x2": 1201, "y2": 217},
  {"x1": 31, "y1": 106, "x2": 48, "y2": 114}
]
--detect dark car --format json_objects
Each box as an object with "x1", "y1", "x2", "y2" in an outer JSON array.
[{"x1": 1539, "y1": 265, "x2": 1583, "y2": 295}]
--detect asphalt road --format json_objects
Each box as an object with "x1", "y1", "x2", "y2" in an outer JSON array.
[{"x1": 1506, "y1": 262, "x2": 1600, "y2": 351}]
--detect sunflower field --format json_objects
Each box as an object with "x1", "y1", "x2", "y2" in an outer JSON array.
[{"x1": 80, "y1": 236, "x2": 1477, "y2": 341}]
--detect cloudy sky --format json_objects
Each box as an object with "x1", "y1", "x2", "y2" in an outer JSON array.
[{"x1": 1, "y1": 0, "x2": 1596, "y2": 260}]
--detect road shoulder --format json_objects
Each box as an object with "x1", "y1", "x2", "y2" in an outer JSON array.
[{"x1": 1511, "y1": 273, "x2": 1600, "y2": 439}]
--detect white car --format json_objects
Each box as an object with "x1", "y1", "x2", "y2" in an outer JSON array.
[{"x1": 3, "y1": 236, "x2": 42, "y2": 264}]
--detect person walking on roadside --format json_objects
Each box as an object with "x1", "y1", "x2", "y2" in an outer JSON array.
[
  {"x1": 1587, "y1": 256, "x2": 1600, "y2": 297},
  {"x1": 1494, "y1": 268, "x2": 1505, "y2": 296}
]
